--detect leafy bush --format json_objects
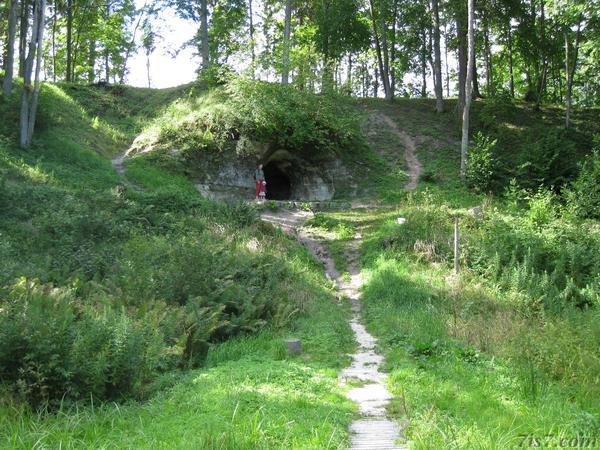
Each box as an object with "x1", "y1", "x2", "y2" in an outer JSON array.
[
  {"x1": 466, "y1": 132, "x2": 497, "y2": 193},
  {"x1": 526, "y1": 188, "x2": 558, "y2": 228},
  {"x1": 517, "y1": 128, "x2": 578, "y2": 189},
  {"x1": 0, "y1": 279, "x2": 163, "y2": 407},
  {"x1": 565, "y1": 145, "x2": 600, "y2": 220}
]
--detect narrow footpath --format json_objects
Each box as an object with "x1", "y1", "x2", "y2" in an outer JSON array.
[{"x1": 261, "y1": 208, "x2": 405, "y2": 450}]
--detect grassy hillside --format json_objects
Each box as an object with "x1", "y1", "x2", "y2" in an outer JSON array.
[
  {"x1": 0, "y1": 81, "x2": 358, "y2": 448},
  {"x1": 313, "y1": 98, "x2": 600, "y2": 448},
  {"x1": 1, "y1": 77, "x2": 598, "y2": 448}
]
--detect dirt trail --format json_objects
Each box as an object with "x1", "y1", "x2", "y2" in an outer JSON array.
[
  {"x1": 261, "y1": 208, "x2": 405, "y2": 450},
  {"x1": 378, "y1": 114, "x2": 421, "y2": 191},
  {"x1": 111, "y1": 152, "x2": 127, "y2": 176}
]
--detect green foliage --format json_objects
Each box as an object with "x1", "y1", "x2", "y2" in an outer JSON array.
[
  {"x1": 466, "y1": 132, "x2": 497, "y2": 193},
  {"x1": 517, "y1": 128, "x2": 578, "y2": 188},
  {"x1": 356, "y1": 198, "x2": 600, "y2": 449},
  {"x1": 131, "y1": 79, "x2": 364, "y2": 169},
  {"x1": 0, "y1": 280, "x2": 163, "y2": 407},
  {"x1": 0, "y1": 81, "x2": 350, "y2": 413},
  {"x1": 566, "y1": 144, "x2": 600, "y2": 220},
  {"x1": 306, "y1": 213, "x2": 355, "y2": 240}
]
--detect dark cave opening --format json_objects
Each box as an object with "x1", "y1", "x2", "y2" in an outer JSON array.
[{"x1": 263, "y1": 162, "x2": 292, "y2": 200}]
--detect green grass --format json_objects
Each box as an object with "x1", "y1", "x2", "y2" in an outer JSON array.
[
  {"x1": 0, "y1": 79, "x2": 359, "y2": 448},
  {"x1": 344, "y1": 188, "x2": 600, "y2": 448},
  {"x1": 310, "y1": 96, "x2": 599, "y2": 445},
  {"x1": 0, "y1": 294, "x2": 356, "y2": 449}
]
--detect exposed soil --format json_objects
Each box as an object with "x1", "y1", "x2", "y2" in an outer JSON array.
[
  {"x1": 378, "y1": 113, "x2": 422, "y2": 191},
  {"x1": 111, "y1": 152, "x2": 127, "y2": 176}
]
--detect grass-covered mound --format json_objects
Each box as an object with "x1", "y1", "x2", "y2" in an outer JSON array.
[
  {"x1": 0, "y1": 78, "x2": 354, "y2": 437},
  {"x1": 126, "y1": 78, "x2": 371, "y2": 197}
]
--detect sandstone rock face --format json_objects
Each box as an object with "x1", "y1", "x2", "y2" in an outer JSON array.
[{"x1": 194, "y1": 142, "x2": 348, "y2": 201}]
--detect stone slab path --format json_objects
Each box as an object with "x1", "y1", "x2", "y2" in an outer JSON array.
[{"x1": 261, "y1": 208, "x2": 405, "y2": 450}]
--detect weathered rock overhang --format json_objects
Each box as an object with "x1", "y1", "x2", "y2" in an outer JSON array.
[{"x1": 195, "y1": 139, "x2": 347, "y2": 202}]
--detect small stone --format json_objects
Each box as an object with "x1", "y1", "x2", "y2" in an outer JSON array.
[
  {"x1": 468, "y1": 206, "x2": 483, "y2": 218},
  {"x1": 396, "y1": 217, "x2": 407, "y2": 225},
  {"x1": 285, "y1": 339, "x2": 302, "y2": 355}
]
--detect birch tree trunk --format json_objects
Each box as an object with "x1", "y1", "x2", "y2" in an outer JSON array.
[
  {"x1": 20, "y1": 0, "x2": 45, "y2": 149},
  {"x1": 421, "y1": 28, "x2": 427, "y2": 97},
  {"x1": 2, "y1": 0, "x2": 19, "y2": 96},
  {"x1": 460, "y1": 0, "x2": 475, "y2": 179},
  {"x1": 432, "y1": 0, "x2": 444, "y2": 112},
  {"x1": 281, "y1": 0, "x2": 292, "y2": 84}
]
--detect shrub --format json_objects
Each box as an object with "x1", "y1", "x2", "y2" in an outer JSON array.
[
  {"x1": 0, "y1": 279, "x2": 164, "y2": 407},
  {"x1": 466, "y1": 132, "x2": 497, "y2": 193},
  {"x1": 565, "y1": 146, "x2": 600, "y2": 220},
  {"x1": 517, "y1": 128, "x2": 578, "y2": 188},
  {"x1": 526, "y1": 188, "x2": 558, "y2": 228}
]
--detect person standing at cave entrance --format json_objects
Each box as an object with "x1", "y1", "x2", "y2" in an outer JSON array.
[
  {"x1": 258, "y1": 180, "x2": 267, "y2": 201},
  {"x1": 254, "y1": 164, "x2": 265, "y2": 199}
]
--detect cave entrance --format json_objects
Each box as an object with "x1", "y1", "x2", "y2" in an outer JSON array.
[{"x1": 263, "y1": 162, "x2": 292, "y2": 200}]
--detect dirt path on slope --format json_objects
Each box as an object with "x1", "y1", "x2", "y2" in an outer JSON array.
[
  {"x1": 261, "y1": 208, "x2": 405, "y2": 450},
  {"x1": 378, "y1": 114, "x2": 422, "y2": 191},
  {"x1": 111, "y1": 152, "x2": 127, "y2": 177}
]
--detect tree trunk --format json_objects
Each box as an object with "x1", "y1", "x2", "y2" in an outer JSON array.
[
  {"x1": 118, "y1": 1, "x2": 148, "y2": 83},
  {"x1": 456, "y1": 6, "x2": 467, "y2": 113},
  {"x1": 472, "y1": 59, "x2": 480, "y2": 98},
  {"x1": 564, "y1": 19, "x2": 582, "y2": 129},
  {"x1": 146, "y1": 51, "x2": 151, "y2": 88},
  {"x1": 248, "y1": 0, "x2": 255, "y2": 78},
  {"x1": 421, "y1": 28, "x2": 427, "y2": 97},
  {"x1": 460, "y1": 0, "x2": 475, "y2": 179},
  {"x1": 508, "y1": 25, "x2": 514, "y2": 98},
  {"x1": 105, "y1": 0, "x2": 110, "y2": 82},
  {"x1": 281, "y1": 0, "x2": 292, "y2": 84},
  {"x1": 432, "y1": 0, "x2": 443, "y2": 112},
  {"x1": 484, "y1": 22, "x2": 493, "y2": 97},
  {"x1": 368, "y1": 0, "x2": 390, "y2": 99},
  {"x1": 2, "y1": 0, "x2": 19, "y2": 96},
  {"x1": 20, "y1": 0, "x2": 45, "y2": 148},
  {"x1": 88, "y1": 39, "x2": 96, "y2": 83},
  {"x1": 18, "y1": 0, "x2": 29, "y2": 78},
  {"x1": 347, "y1": 53, "x2": 352, "y2": 94},
  {"x1": 535, "y1": 0, "x2": 548, "y2": 110},
  {"x1": 52, "y1": 6, "x2": 57, "y2": 82},
  {"x1": 66, "y1": 0, "x2": 73, "y2": 81},
  {"x1": 390, "y1": 0, "x2": 398, "y2": 98},
  {"x1": 378, "y1": 0, "x2": 392, "y2": 99},
  {"x1": 444, "y1": 22, "x2": 449, "y2": 97},
  {"x1": 200, "y1": 0, "x2": 209, "y2": 70}
]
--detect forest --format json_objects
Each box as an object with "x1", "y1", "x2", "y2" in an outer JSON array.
[{"x1": 1, "y1": 0, "x2": 599, "y2": 449}]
